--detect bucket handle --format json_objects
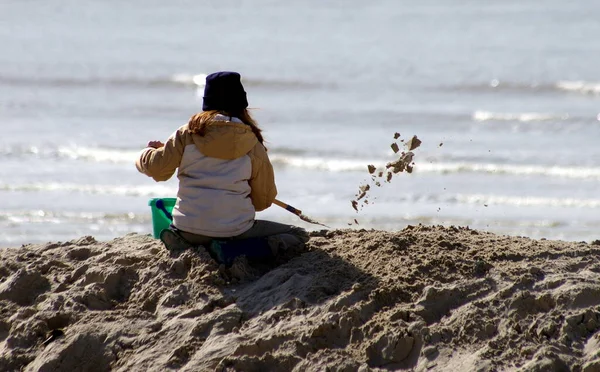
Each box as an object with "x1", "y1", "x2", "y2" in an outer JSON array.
[{"x1": 155, "y1": 199, "x2": 173, "y2": 221}]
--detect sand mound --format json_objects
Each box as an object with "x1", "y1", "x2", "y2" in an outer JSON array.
[{"x1": 2, "y1": 227, "x2": 600, "y2": 371}]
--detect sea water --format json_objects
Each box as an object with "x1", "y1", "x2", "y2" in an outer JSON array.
[{"x1": 2, "y1": 0, "x2": 600, "y2": 246}]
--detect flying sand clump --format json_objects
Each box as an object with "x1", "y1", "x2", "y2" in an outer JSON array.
[{"x1": 350, "y1": 133, "x2": 421, "y2": 224}]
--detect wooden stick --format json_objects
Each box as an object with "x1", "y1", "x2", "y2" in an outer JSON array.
[
  {"x1": 273, "y1": 199, "x2": 330, "y2": 228},
  {"x1": 273, "y1": 199, "x2": 302, "y2": 216}
]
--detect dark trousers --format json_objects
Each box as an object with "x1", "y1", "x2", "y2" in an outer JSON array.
[{"x1": 176, "y1": 220, "x2": 309, "y2": 253}]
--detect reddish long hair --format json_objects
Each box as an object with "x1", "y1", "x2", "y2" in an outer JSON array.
[{"x1": 188, "y1": 109, "x2": 265, "y2": 147}]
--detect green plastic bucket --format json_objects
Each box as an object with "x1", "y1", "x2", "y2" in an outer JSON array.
[{"x1": 148, "y1": 198, "x2": 176, "y2": 238}]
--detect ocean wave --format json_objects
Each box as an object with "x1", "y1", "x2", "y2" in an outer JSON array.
[
  {"x1": 2, "y1": 181, "x2": 599, "y2": 211},
  {"x1": 0, "y1": 145, "x2": 139, "y2": 163},
  {"x1": 2, "y1": 144, "x2": 365, "y2": 168},
  {"x1": 556, "y1": 80, "x2": 600, "y2": 95},
  {"x1": 0, "y1": 73, "x2": 327, "y2": 90},
  {"x1": 0, "y1": 210, "x2": 150, "y2": 224},
  {"x1": 269, "y1": 155, "x2": 382, "y2": 172},
  {"x1": 451, "y1": 194, "x2": 600, "y2": 209},
  {"x1": 448, "y1": 80, "x2": 552, "y2": 93},
  {"x1": 378, "y1": 193, "x2": 600, "y2": 209},
  {"x1": 4, "y1": 145, "x2": 600, "y2": 180},
  {"x1": 3, "y1": 144, "x2": 340, "y2": 165},
  {"x1": 421, "y1": 162, "x2": 600, "y2": 179},
  {"x1": 57, "y1": 146, "x2": 140, "y2": 163},
  {"x1": 447, "y1": 79, "x2": 600, "y2": 96},
  {"x1": 271, "y1": 155, "x2": 600, "y2": 179},
  {"x1": 472, "y1": 110, "x2": 570, "y2": 122},
  {"x1": 0, "y1": 74, "x2": 183, "y2": 89},
  {"x1": 0, "y1": 182, "x2": 176, "y2": 197}
]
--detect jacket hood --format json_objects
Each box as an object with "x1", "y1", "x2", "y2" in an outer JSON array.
[{"x1": 191, "y1": 116, "x2": 258, "y2": 160}]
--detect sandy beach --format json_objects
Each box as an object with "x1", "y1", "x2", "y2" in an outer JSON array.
[{"x1": 2, "y1": 226, "x2": 600, "y2": 371}]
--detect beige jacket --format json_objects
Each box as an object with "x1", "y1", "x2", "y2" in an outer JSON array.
[{"x1": 136, "y1": 115, "x2": 277, "y2": 237}]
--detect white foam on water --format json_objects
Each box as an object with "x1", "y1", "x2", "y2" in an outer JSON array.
[
  {"x1": 1, "y1": 144, "x2": 139, "y2": 163},
  {"x1": 0, "y1": 210, "x2": 149, "y2": 224},
  {"x1": 5, "y1": 179, "x2": 599, "y2": 211},
  {"x1": 271, "y1": 155, "x2": 600, "y2": 179},
  {"x1": 57, "y1": 146, "x2": 140, "y2": 163},
  {"x1": 171, "y1": 73, "x2": 207, "y2": 86},
  {"x1": 420, "y1": 162, "x2": 600, "y2": 179},
  {"x1": 472, "y1": 110, "x2": 569, "y2": 122},
  {"x1": 270, "y1": 154, "x2": 383, "y2": 173},
  {"x1": 451, "y1": 193, "x2": 600, "y2": 208},
  {"x1": 357, "y1": 192, "x2": 600, "y2": 209},
  {"x1": 0, "y1": 182, "x2": 176, "y2": 197},
  {"x1": 4, "y1": 144, "x2": 600, "y2": 180},
  {"x1": 0, "y1": 145, "x2": 42, "y2": 156},
  {"x1": 556, "y1": 80, "x2": 600, "y2": 95}
]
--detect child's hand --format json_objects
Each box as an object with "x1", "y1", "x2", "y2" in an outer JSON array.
[{"x1": 147, "y1": 141, "x2": 164, "y2": 149}]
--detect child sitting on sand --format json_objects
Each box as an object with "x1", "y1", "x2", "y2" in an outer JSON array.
[{"x1": 136, "y1": 71, "x2": 308, "y2": 262}]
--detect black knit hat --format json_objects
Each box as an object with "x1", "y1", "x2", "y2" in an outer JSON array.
[{"x1": 202, "y1": 71, "x2": 248, "y2": 112}]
